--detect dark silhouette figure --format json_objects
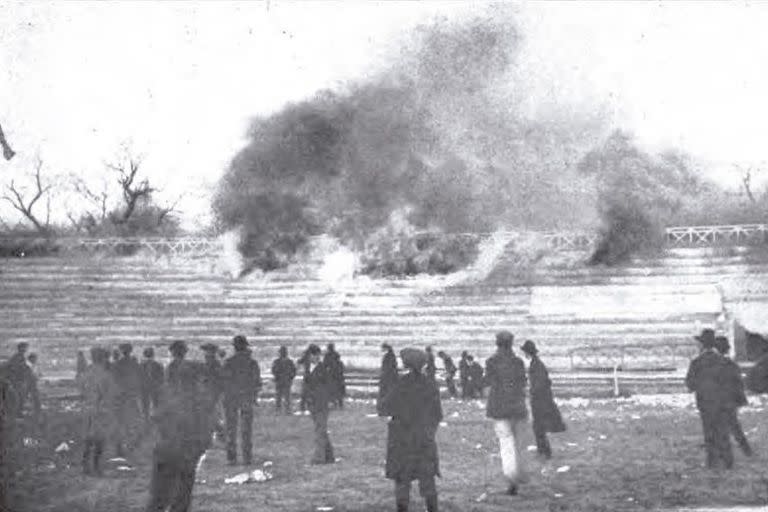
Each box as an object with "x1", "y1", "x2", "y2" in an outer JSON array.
[
  {"x1": 140, "y1": 348, "x2": 164, "y2": 421},
  {"x1": 305, "y1": 344, "x2": 335, "y2": 464},
  {"x1": 521, "y1": 341, "x2": 565, "y2": 459},
  {"x1": 378, "y1": 343, "x2": 399, "y2": 416},
  {"x1": 271, "y1": 346, "x2": 297, "y2": 414},
  {"x1": 714, "y1": 336, "x2": 752, "y2": 457},
  {"x1": 323, "y1": 344, "x2": 346, "y2": 409},
  {"x1": 437, "y1": 351, "x2": 457, "y2": 398},
  {"x1": 221, "y1": 335, "x2": 261, "y2": 465}
]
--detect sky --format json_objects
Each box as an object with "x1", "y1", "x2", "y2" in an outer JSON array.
[{"x1": 2, "y1": 1, "x2": 768, "y2": 230}]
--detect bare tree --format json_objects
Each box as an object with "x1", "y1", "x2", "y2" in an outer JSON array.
[
  {"x1": 735, "y1": 164, "x2": 763, "y2": 204},
  {"x1": 105, "y1": 156, "x2": 156, "y2": 224},
  {"x1": 70, "y1": 175, "x2": 110, "y2": 223},
  {"x1": 2, "y1": 158, "x2": 51, "y2": 233},
  {"x1": 0, "y1": 122, "x2": 15, "y2": 161}
]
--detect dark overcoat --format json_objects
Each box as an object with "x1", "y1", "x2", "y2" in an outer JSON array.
[
  {"x1": 381, "y1": 371, "x2": 442, "y2": 481},
  {"x1": 377, "y1": 351, "x2": 399, "y2": 414},
  {"x1": 485, "y1": 349, "x2": 527, "y2": 420},
  {"x1": 528, "y1": 356, "x2": 565, "y2": 433},
  {"x1": 323, "y1": 352, "x2": 346, "y2": 401},
  {"x1": 222, "y1": 352, "x2": 262, "y2": 406},
  {"x1": 685, "y1": 349, "x2": 741, "y2": 412},
  {"x1": 305, "y1": 362, "x2": 331, "y2": 414},
  {"x1": 272, "y1": 357, "x2": 297, "y2": 390}
]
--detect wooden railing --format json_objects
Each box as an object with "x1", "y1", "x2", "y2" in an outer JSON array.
[
  {"x1": 567, "y1": 343, "x2": 699, "y2": 370},
  {"x1": 664, "y1": 224, "x2": 768, "y2": 246}
]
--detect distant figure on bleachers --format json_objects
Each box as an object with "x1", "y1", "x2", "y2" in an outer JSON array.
[
  {"x1": 4, "y1": 342, "x2": 33, "y2": 417},
  {"x1": 714, "y1": 335, "x2": 752, "y2": 457},
  {"x1": 140, "y1": 348, "x2": 164, "y2": 421},
  {"x1": 437, "y1": 351, "x2": 457, "y2": 398},
  {"x1": 222, "y1": 335, "x2": 262, "y2": 465},
  {"x1": 112, "y1": 343, "x2": 142, "y2": 457},
  {"x1": 521, "y1": 340, "x2": 565, "y2": 459},
  {"x1": 425, "y1": 346, "x2": 436, "y2": 382},
  {"x1": 377, "y1": 343, "x2": 399, "y2": 416},
  {"x1": 324, "y1": 344, "x2": 346, "y2": 409},
  {"x1": 272, "y1": 346, "x2": 297, "y2": 415},
  {"x1": 80, "y1": 347, "x2": 116, "y2": 476},
  {"x1": 459, "y1": 351, "x2": 470, "y2": 399}
]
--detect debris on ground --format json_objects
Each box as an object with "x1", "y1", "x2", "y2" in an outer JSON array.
[{"x1": 224, "y1": 469, "x2": 274, "y2": 485}]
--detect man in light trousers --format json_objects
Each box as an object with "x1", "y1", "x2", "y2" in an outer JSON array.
[{"x1": 484, "y1": 331, "x2": 528, "y2": 496}]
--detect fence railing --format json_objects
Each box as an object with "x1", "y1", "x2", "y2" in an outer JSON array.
[
  {"x1": 567, "y1": 343, "x2": 699, "y2": 370},
  {"x1": 664, "y1": 224, "x2": 768, "y2": 246}
]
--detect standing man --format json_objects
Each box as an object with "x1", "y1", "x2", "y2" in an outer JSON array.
[
  {"x1": 521, "y1": 340, "x2": 565, "y2": 459},
  {"x1": 437, "y1": 351, "x2": 457, "y2": 398},
  {"x1": 377, "y1": 343, "x2": 399, "y2": 416},
  {"x1": 381, "y1": 348, "x2": 442, "y2": 512},
  {"x1": 324, "y1": 344, "x2": 346, "y2": 409},
  {"x1": 467, "y1": 355, "x2": 484, "y2": 399},
  {"x1": 714, "y1": 335, "x2": 752, "y2": 457},
  {"x1": 271, "y1": 346, "x2": 296, "y2": 415},
  {"x1": 425, "y1": 347, "x2": 436, "y2": 383},
  {"x1": 140, "y1": 348, "x2": 164, "y2": 421},
  {"x1": 484, "y1": 331, "x2": 528, "y2": 496},
  {"x1": 80, "y1": 347, "x2": 116, "y2": 476},
  {"x1": 166, "y1": 340, "x2": 188, "y2": 390},
  {"x1": 222, "y1": 335, "x2": 261, "y2": 466},
  {"x1": 459, "y1": 351, "x2": 470, "y2": 400},
  {"x1": 297, "y1": 348, "x2": 310, "y2": 413},
  {"x1": 686, "y1": 328, "x2": 735, "y2": 470},
  {"x1": 200, "y1": 343, "x2": 225, "y2": 440},
  {"x1": 4, "y1": 342, "x2": 32, "y2": 417},
  {"x1": 112, "y1": 343, "x2": 142, "y2": 457},
  {"x1": 304, "y1": 344, "x2": 335, "y2": 465}
]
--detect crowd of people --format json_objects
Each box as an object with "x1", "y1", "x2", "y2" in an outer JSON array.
[{"x1": 0, "y1": 326, "x2": 763, "y2": 512}]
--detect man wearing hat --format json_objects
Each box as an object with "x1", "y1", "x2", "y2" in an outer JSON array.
[
  {"x1": 304, "y1": 344, "x2": 335, "y2": 464},
  {"x1": 521, "y1": 340, "x2": 565, "y2": 459},
  {"x1": 140, "y1": 347, "x2": 164, "y2": 421},
  {"x1": 112, "y1": 343, "x2": 142, "y2": 457},
  {"x1": 484, "y1": 331, "x2": 528, "y2": 496},
  {"x1": 221, "y1": 335, "x2": 262, "y2": 465},
  {"x1": 686, "y1": 328, "x2": 737, "y2": 469},
  {"x1": 380, "y1": 348, "x2": 442, "y2": 512},
  {"x1": 271, "y1": 346, "x2": 297, "y2": 415},
  {"x1": 714, "y1": 335, "x2": 752, "y2": 457}
]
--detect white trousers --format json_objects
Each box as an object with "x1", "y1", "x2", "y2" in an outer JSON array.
[{"x1": 493, "y1": 418, "x2": 526, "y2": 483}]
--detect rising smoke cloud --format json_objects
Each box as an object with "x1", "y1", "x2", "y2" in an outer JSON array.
[{"x1": 213, "y1": 11, "x2": 605, "y2": 272}]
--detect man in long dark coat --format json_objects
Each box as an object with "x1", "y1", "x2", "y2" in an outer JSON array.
[
  {"x1": 166, "y1": 340, "x2": 188, "y2": 390},
  {"x1": 112, "y1": 343, "x2": 142, "y2": 456},
  {"x1": 437, "y1": 351, "x2": 457, "y2": 398},
  {"x1": 140, "y1": 347, "x2": 164, "y2": 421},
  {"x1": 467, "y1": 355, "x2": 484, "y2": 399},
  {"x1": 459, "y1": 351, "x2": 470, "y2": 399},
  {"x1": 145, "y1": 361, "x2": 215, "y2": 512},
  {"x1": 4, "y1": 342, "x2": 32, "y2": 417},
  {"x1": 221, "y1": 335, "x2": 261, "y2": 465},
  {"x1": 80, "y1": 347, "x2": 116, "y2": 476},
  {"x1": 378, "y1": 343, "x2": 399, "y2": 416},
  {"x1": 521, "y1": 340, "x2": 565, "y2": 459},
  {"x1": 381, "y1": 348, "x2": 442, "y2": 512},
  {"x1": 324, "y1": 344, "x2": 346, "y2": 409},
  {"x1": 484, "y1": 331, "x2": 528, "y2": 496},
  {"x1": 271, "y1": 346, "x2": 297, "y2": 415},
  {"x1": 200, "y1": 343, "x2": 225, "y2": 440},
  {"x1": 305, "y1": 344, "x2": 335, "y2": 464},
  {"x1": 686, "y1": 328, "x2": 739, "y2": 470},
  {"x1": 714, "y1": 335, "x2": 752, "y2": 457}
]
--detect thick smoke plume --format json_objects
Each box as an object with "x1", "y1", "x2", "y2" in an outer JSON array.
[{"x1": 214, "y1": 13, "x2": 602, "y2": 273}]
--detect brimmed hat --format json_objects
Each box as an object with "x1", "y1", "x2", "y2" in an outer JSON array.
[
  {"x1": 521, "y1": 340, "x2": 538, "y2": 355},
  {"x1": 233, "y1": 335, "x2": 249, "y2": 349},
  {"x1": 200, "y1": 343, "x2": 218, "y2": 353},
  {"x1": 400, "y1": 348, "x2": 427, "y2": 370},
  {"x1": 496, "y1": 330, "x2": 514, "y2": 348},
  {"x1": 169, "y1": 340, "x2": 187, "y2": 355},
  {"x1": 694, "y1": 328, "x2": 716, "y2": 348}
]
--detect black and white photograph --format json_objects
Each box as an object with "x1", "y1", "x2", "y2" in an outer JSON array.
[{"x1": 2, "y1": 2, "x2": 768, "y2": 511}]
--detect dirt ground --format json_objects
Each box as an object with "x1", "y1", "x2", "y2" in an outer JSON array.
[{"x1": 6, "y1": 394, "x2": 768, "y2": 512}]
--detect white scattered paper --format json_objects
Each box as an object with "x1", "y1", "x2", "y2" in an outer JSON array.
[{"x1": 556, "y1": 465, "x2": 570, "y2": 473}]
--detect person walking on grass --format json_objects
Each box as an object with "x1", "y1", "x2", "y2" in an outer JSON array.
[
  {"x1": 305, "y1": 344, "x2": 335, "y2": 464},
  {"x1": 324, "y1": 343, "x2": 346, "y2": 409},
  {"x1": 521, "y1": 340, "x2": 565, "y2": 459},
  {"x1": 714, "y1": 335, "x2": 752, "y2": 457},
  {"x1": 437, "y1": 351, "x2": 457, "y2": 398},
  {"x1": 112, "y1": 343, "x2": 142, "y2": 457},
  {"x1": 484, "y1": 331, "x2": 528, "y2": 496},
  {"x1": 686, "y1": 328, "x2": 738, "y2": 470},
  {"x1": 381, "y1": 348, "x2": 442, "y2": 512},
  {"x1": 145, "y1": 362, "x2": 215, "y2": 512},
  {"x1": 272, "y1": 346, "x2": 297, "y2": 415},
  {"x1": 80, "y1": 347, "x2": 116, "y2": 476},
  {"x1": 222, "y1": 335, "x2": 261, "y2": 466}
]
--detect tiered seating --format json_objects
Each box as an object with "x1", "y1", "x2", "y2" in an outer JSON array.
[{"x1": 2, "y1": 245, "x2": 768, "y2": 383}]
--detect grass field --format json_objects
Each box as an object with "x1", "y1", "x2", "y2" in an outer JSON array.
[{"x1": 6, "y1": 394, "x2": 768, "y2": 512}]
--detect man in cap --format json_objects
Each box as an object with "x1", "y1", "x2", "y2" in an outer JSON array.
[
  {"x1": 437, "y1": 351, "x2": 457, "y2": 398},
  {"x1": 145, "y1": 360, "x2": 215, "y2": 512},
  {"x1": 686, "y1": 328, "x2": 736, "y2": 469},
  {"x1": 166, "y1": 340, "x2": 189, "y2": 390},
  {"x1": 112, "y1": 343, "x2": 142, "y2": 457},
  {"x1": 304, "y1": 344, "x2": 335, "y2": 464},
  {"x1": 381, "y1": 348, "x2": 442, "y2": 512},
  {"x1": 484, "y1": 331, "x2": 528, "y2": 495},
  {"x1": 221, "y1": 335, "x2": 262, "y2": 465},
  {"x1": 714, "y1": 335, "x2": 752, "y2": 457},
  {"x1": 521, "y1": 340, "x2": 565, "y2": 459},
  {"x1": 140, "y1": 347, "x2": 164, "y2": 421},
  {"x1": 271, "y1": 346, "x2": 297, "y2": 415}
]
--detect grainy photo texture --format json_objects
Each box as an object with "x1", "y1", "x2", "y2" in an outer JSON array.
[{"x1": 2, "y1": 2, "x2": 768, "y2": 511}]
